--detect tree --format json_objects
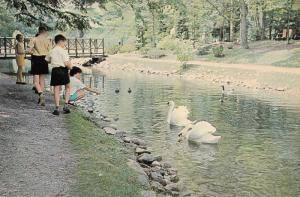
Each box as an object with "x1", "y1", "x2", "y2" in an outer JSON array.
[
  {"x1": 2, "y1": 0, "x2": 106, "y2": 30},
  {"x1": 239, "y1": 0, "x2": 249, "y2": 49}
]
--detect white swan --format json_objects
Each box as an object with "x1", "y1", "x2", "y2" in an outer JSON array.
[
  {"x1": 179, "y1": 121, "x2": 221, "y2": 144},
  {"x1": 167, "y1": 101, "x2": 191, "y2": 126}
]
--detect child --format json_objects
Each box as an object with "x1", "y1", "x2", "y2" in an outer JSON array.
[
  {"x1": 69, "y1": 66, "x2": 100, "y2": 104},
  {"x1": 45, "y1": 34, "x2": 72, "y2": 115},
  {"x1": 15, "y1": 34, "x2": 26, "y2": 84},
  {"x1": 28, "y1": 26, "x2": 52, "y2": 106}
]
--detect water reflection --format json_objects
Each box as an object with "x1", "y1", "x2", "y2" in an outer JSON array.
[{"x1": 84, "y1": 72, "x2": 300, "y2": 197}]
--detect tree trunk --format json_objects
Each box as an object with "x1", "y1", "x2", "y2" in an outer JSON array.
[
  {"x1": 259, "y1": 7, "x2": 266, "y2": 40},
  {"x1": 239, "y1": 0, "x2": 249, "y2": 49},
  {"x1": 229, "y1": 0, "x2": 234, "y2": 42},
  {"x1": 152, "y1": 12, "x2": 156, "y2": 47},
  {"x1": 286, "y1": 0, "x2": 293, "y2": 45}
]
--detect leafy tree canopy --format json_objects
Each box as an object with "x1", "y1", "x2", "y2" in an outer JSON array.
[{"x1": 3, "y1": 0, "x2": 106, "y2": 30}]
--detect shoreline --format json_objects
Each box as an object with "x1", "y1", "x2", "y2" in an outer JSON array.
[
  {"x1": 87, "y1": 53, "x2": 300, "y2": 107},
  {"x1": 0, "y1": 73, "x2": 188, "y2": 197}
]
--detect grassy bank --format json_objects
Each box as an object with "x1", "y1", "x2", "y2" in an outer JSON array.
[
  {"x1": 66, "y1": 110, "x2": 143, "y2": 197},
  {"x1": 197, "y1": 40, "x2": 300, "y2": 67}
]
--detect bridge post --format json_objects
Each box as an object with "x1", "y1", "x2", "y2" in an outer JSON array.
[
  {"x1": 102, "y1": 38, "x2": 105, "y2": 56},
  {"x1": 67, "y1": 39, "x2": 70, "y2": 54},
  {"x1": 89, "y1": 38, "x2": 92, "y2": 57},
  {"x1": 75, "y1": 38, "x2": 78, "y2": 58},
  {"x1": 4, "y1": 37, "x2": 7, "y2": 58}
]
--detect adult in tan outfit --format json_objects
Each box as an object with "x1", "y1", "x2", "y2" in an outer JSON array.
[{"x1": 28, "y1": 26, "x2": 52, "y2": 106}]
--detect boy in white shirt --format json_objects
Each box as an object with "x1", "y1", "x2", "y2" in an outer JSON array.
[
  {"x1": 45, "y1": 34, "x2": 72, "y2": 115},
  {"x1": 69, "y1": 66, "x2": 100, "y2": 103}
]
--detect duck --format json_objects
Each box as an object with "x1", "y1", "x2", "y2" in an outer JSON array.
[
  {"x1": 128, "y1": 88, "x2": 132, "y2": 93},
  {"x1": 178, "y1": 121, "x2": 221, "y2": 144},
  {"x1": 221, "y1": 85, "x2": 234, "y2": 95},
  {"x1": 167, "y1": 101, "x2": 191, "y2": 127},
  {"x1": 115, "y1": 88, "x2": 120, "y2": 93}
]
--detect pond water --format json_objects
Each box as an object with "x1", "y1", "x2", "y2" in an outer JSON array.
[
  {"x1": 83, "y1": 72, "x2": 300, "y2": 197},
  {"x1": 1, "y1": 60, "x2": 299, "y2": 196}
]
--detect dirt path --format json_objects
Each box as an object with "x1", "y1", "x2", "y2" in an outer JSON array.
[
  {"x1": 0, "y1": 73, "x2": 76, "y2": 197},
  {"x1": 107, "y1": 54, "x2": 300, "y2": 74}
]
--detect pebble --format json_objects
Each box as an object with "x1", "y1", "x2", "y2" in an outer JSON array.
[
  {"x1": 136, "y1": 147, "x2": 151, "y2": 155},
  {"x1": 103, "y1": 127, "x2": 117, "y2": 135},
  {"x1": 165, "y1": 183, "x2": 180, "y2": 192},
  {"x1": 138, "y1": 153, "x2": 156, "y2": 164},
  {"x1": 131, "y1": 138, "x2": 147, "y2": 146},
  {"x1": 123, "y1": 137, "x2": 131, "y2": 143},
  {"x1": 150, "y1": 172, "x2": 165, "y2": 184},
  {"x1": 151, "y1": 161, "x2": 161, "y2": 167},
  {"x1": 163, "y1": 162, "x2": 172, "y2": 169},
  {"x1": 151, "y1": 181, "x2": 165, "y2": 192},
  {"x1": 154, "y1": 155, "x2": 162, "y2": 162}
]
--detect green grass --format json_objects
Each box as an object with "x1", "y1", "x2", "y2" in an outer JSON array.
[
  {"x1": 197, "y1": 40, "x2": 300, "y2": 67},
  {"x1": 66, "y1": 111, "x2": 143, "y2": 197}
]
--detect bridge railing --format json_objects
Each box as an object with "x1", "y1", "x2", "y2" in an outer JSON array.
[{"x1": 0, "y1": 37, "x2": 105, "y2": 59}]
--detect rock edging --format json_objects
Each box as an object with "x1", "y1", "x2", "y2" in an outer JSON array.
[{"x1": 78, "y1": 108, "x2": 191, "y2": 197}]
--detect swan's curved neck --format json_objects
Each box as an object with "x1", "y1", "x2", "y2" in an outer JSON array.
[{"x1": 167, "y1": 103, "x2": 175, "y2": 123}]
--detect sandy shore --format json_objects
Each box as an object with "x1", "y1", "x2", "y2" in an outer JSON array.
[{"x1": 75, "y1": 53, "x2": 300, "y2": 107}]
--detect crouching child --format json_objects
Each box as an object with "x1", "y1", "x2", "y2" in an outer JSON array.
[
  {"x1": 45, "y1": 34, "x2": 72, "y2": 115},
  {"x1": 69, "y1": 66, "x2": 100, "y2": 104}
]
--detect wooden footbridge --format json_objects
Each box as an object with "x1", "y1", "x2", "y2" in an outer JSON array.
[{"x1": 0, "y1": 37, "x2": 105, "y2": 59}]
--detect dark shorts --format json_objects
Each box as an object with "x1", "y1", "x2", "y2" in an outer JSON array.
[
  {"x1": 31, "y1": 55, "x2": 49, "y2": 75},
  {"x1": 50, "y1": 67, "x2": 70, "y2": 86}
]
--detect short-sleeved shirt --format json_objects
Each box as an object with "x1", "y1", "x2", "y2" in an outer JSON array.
[
  {"x1": 45, "y1": 46, "x2": 69, "y2": 68},
  {"x1": 70, "y1": 76, "x2": 85, "y2": 95},
  {"x1": 28, "y1": 36, "x2": 52, "y2": 56}
]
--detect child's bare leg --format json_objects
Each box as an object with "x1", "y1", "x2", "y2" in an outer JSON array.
[
  {"x1": 54, "y1": 86, "x2": 61, "y2": 108},
  {"x1": 64, "y1": 83, "x2": 71, "y2": 104},
  {"x1": 34, "y1": 75, "x2": 42, "y2": 93},
  {"x1": 76, "y1": 90, "x2": 85, "y2": 101},
  {"x1": 39, "y1": 74, "x2": 45, "y2": 92}
]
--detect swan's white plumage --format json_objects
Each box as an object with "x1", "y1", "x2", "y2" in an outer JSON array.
[
  {"x1": 167, "y1": 101, "x2": 191, "y2": 126},
  {"x1": 179, "y1": 121, "x2": 221, "y2": 144}
]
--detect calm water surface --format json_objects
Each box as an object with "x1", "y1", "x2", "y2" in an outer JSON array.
[
  {"x1": 1, "y1": 59, "x2": 299, "y2": 197},
  {"x1": 83, "y1": 72, "x2": 300, "y2": 197}
]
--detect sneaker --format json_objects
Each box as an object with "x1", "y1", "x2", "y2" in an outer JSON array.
[
  {"x1": 39, "y1": 94, "x2": 45, "y2": 106},
  {"x1": 52, "y1": 109, "x2": 60, "y2": 116},
  {"x1": 32, "y1": 87, "x2": 38, "y2": 94},
  {"x1": 63, "y1": 106, "x2": 71, "y2": 114}
]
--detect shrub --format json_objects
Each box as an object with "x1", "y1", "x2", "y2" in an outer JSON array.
[
  {"x1": 119, "y1": 43, "x2": 136, "y2": 53},
  {"x1": 141, "y1": 48, "x2": 166, "y2": 59},
  {"x1": 176, "y1": 44, "x2": 194, "y2": 69},
  {"x1": 106, "y1": 45, "x2": 120, "y2": 55},
  {"x1": 139, "y1": 46, "x2": 151, "y2": 56},
  {"x1": 212, "y1": 45, "x2": 224, "y2": 57},
  {"x1": 197, "y1": 46, "x2": 210, "y2": 55},
  {"x1": 157, "y1": 36, "x2": 180, "y2": 51}
]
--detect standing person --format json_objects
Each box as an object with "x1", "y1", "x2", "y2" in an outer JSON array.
[
  {"x1": 28, "y1": 26, "x2": 52, "y2": 106},
  {"x1": 69, "y1": 66, "x2": 100, "y2": 104},
  {"x1": 45, "y1": 34, "x2": 72, "y2": 116},
  {"x1": 15, "y1": 34, "x2": 26, "y2": 84}
]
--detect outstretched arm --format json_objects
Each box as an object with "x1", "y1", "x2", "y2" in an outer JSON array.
[{"x1": 84, "y1": 87, "x2": 100, "y2": 95}]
